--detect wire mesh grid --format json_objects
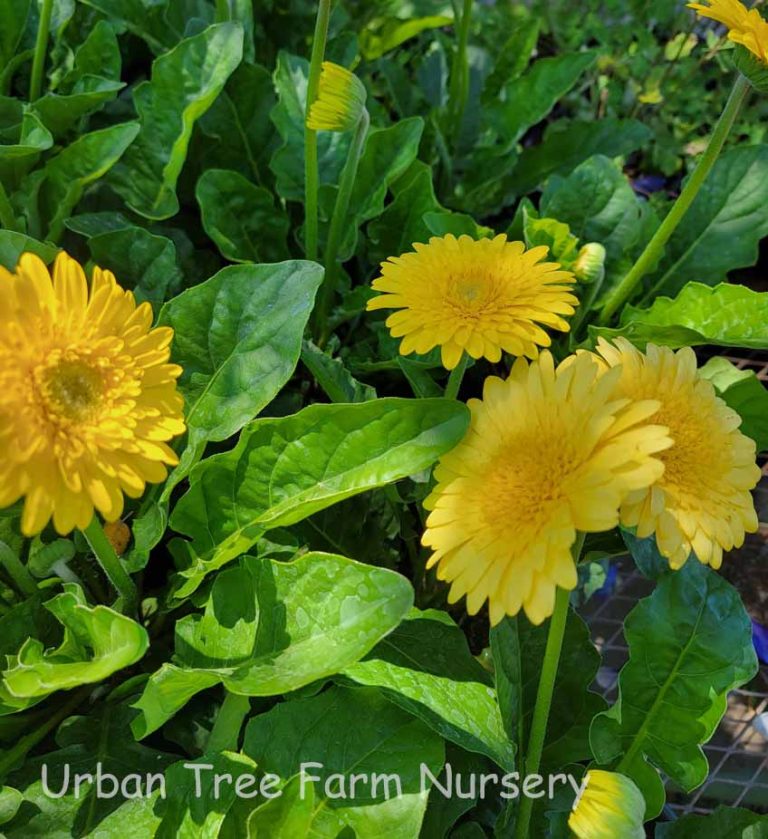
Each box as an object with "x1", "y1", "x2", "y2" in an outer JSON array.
[{"x1": 580, "y1": 559, "x2": 768, "y2": 816}]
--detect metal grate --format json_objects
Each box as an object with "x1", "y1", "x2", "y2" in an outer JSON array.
[{"x1": 581, "y1": 558, "x2": 768, "y2": 817}]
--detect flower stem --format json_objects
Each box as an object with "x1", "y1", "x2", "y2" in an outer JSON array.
[
  {"x1": 444, "y1": 353, "x2": 468, "y2": 400},
  {"x1": 0, "y1": 540, "x2": 37, "y2": 597},
  {"x1": 81, "y1": 516, "x2": 138, "y2": 615},
  {"x1": 29, "y1": 0, "x2": 55, "y2": 101},
  {"x1": 514, "y1": 533, "x2": 585, "y2": 839},
  {"x1": 0, "y1": 180, "x2": 19, "y2": 232},
  {"x1": 448, "y1": 0, "x2": 473, "y2": 138},
  {"x1": 315, "y1": 108, "x2": 370, "y2": 346},
  {"x1": 207, "y1": 690, "x2": 250, "y2": 753},
  {"x1": 598, "y1": 73, "x2": 751, "y2": 324},
  {"x1": 214, "y1": 0, "x2": 230, "y2": 21},
  {"x1": 304, "y1": 0, "x2": 333, "y2": 262}
]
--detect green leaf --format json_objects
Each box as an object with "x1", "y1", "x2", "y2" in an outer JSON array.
[
  {"x1": 486, "y1": 51, "x2": 597, "y2": 145},
  {"x1": 132, "y1": 553, "x2": 414, "y2": 737},
  {"x1": 590, "y1": 558, "x2": 758, "y2": 820},
  {"x1": 1, "y1": 584, "x2": 148, "y2": 702},
  {"x1": 76, "y1": 0, "x2": 174, "y2": 52},
  {"x1": 360, "y1": 15, "x2": 453, "y2": 60},
  {"x1": 343, "y1": 608, "x2": 514, "y2": 769},
  {"x1": 269, "y1": 51, "x2": 350, "y2": 202},
  {"x1": 159, "y1": 260, "x2": 323, "y2": 486},
  {"x1": 482, "y1": 14, "x2": 539, "y2": 100},
  {"x1": 507, "y1": 119, "x2": 652, "y2": 199},
  {"x1": 197, "y1": 62, "x2": 277, "y2": 185},
  {"x1": 60, "y1": 20, "x2": 121, "y2": 86},
  {"x1": 196, "y1": 169, "x2": 289, "y2": 263},
  {"x1": 0, "y1": 231, "x2": 56, "y2": 270},
  {"x1": 241, "y1": 775, "x2": 314, "y2": 838},
  {"x1": 540, "y1": 155, "x2": 656, "y2": 282},
  {"x1": 110, "y1": 23, "x2": 244, "y2": 220},
  {"x1": 4, "y1": 704, "x2": 175, "y2": 837},
  {"x1": 301, "y1": 340, "x2": 376, "y2": 403},
  {"x1": 169, "y1": 398, "x2": 469, "y2": 596},
  {"x1": 655, "y1": 806, "x2": 768, "y2": 837},
  {"x1": 699, "y1": 356, "x2": 768, "y2": 451},
  {"x1": 242, "y1": 685, "x2": 445, "y2": 838},
  {"x1": 0, "y1": 787, "x2": 22, "y2": 826},
  {"x1": 0, "y1": 0, "x2": 29, "y2": 68},
  {"x1": 645, "y1": 146, "x2": 768, "y2": 299},
  {"x1": 491, "y1": 608, "x2": 605, "y2": 769},
  {"x1": 34, "y1": 121, "x2": 139, "y2": 241},
  {"x1": 590, "y1": 282, "x2": 768, "y2": 350},
  {"x1": 0, "y1": 103, "x2": 53, "y2": 186},
  {"x1": 32, "y1": 79, "x2": 125, "y2": 139}
]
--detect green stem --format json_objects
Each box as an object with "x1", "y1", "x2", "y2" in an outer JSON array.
[
  {"x1": 444, "y1": 353, "x2": 468, "y2": 400},
  {"x1": 315, "y1": 108, "x2": 370, "y2": 345},
  {"x1": 0, "y1": 686, "x2": 90, "y2": 776},
  {"x1": 207, "y1": 691, "x2": 250, "y2": 753},
  {"x1": 448, "y1": 0, "x2": 473, "y2": 137},
  {"x1": 599, "y1": 73, "x2": 751, "y2": 324},
  {"x1": 214, "y1": 0, "x2": 230, "y2": 21},
  {"x1": 514, "y1": 533, "x2": 585, "y2": 839},
  {"x1": 29, "y1": 0, "x2": 54, "y2": 101},
  {"x1": 81, "y1": 516, "x2": 138, "y2": 615},
  {"x1": 0, "y1": 179, "x2": 19, "y2": 232},
  {"x1": 0, "y1": 541, "x2": 37, "y2": 597},
  {"x1": 304, "y1": 0, "x2": 333, "y2": 262}
]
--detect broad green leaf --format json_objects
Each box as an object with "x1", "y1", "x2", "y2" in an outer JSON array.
[
  {"x1": 486, "y1": 51, "x2": 597, "y2": 145},
  {"x1": 590, "y1": 282, "x2": 768, "y2": 350},
  {"x1": 360, "y1": 15, "x2": 452, "y2": 60},
  {"x1": 367, "y1": 161, "x2": 441, "y2": 265},
  {"x1": 169, "y1": 398, "x2": 469, "y2": 596},
  {"x1": 242, "y1": 775, "x2": 314, "y2": 838},
  {"x1": 645, "y1": 146, "x2": 768, "y2": 299},
  {"x1": 699, "y1": 356, "x2": 768, "y2": 452},
  {"x1": 4, "y1": 704, "x2": 175, "y2": 837},
  {"x1": 76, "y1": 0, "x2": 175, "y2": 53},
  {"x1": 132, "y1": 553, "x2": 413, "y2": 737},
  {"x1": 491, "y1": 608, "x2": 605, "y2": 769},
  {"x1": 0, "y1": 103, "x2": 53, "y2": 187},
  {"x1": 196, "y1": 169, "x2": 289, "y2": 262},
  {"x1": 655, "y1": 806, "x2": 768, "y2": 837},
  {"x1": 590, "y1": 558, "x2": 758, "y2": 819},
  {"x1": 482, "y1": 14, "x2": 539, "y2": 100},
  {"x1": 110, "y1": 23, "x2": 244, "y2": 220},
  {"x1": 0, "y1": 231, "x2": 57, "y2": 270},
  {"x1": 243, "y1": 686, "x2": 445, "y2": 838},
  {"x1": 0, "y1": 787, "x2": 22, "y2": 826},
  {"x1": 35, "y1": 121, "x2": 139, "y2": 241},
  {"x1": 1, "y1": 584, "x2": 148, "y2": 702},
  {"x1": 343, "y1": 608, "x2": 514, "y2": 769},
  {"x1": 159, "y1": 260, "x2": 323, "y2": 485},
  {"x1": 506, "y1": 118, "x2": 652, "y2": 200},
  {"x1": 32, "y1": 79, "x2": 125, "y2": 138},
  {"x1": 269, "y1": 51, "x2": 350, "y2": 202},
  {"x1": 540, "y1": 155, "x2": 656, "y2": 283},
  {"x1": 197, "y1": 62, "x2": 277, "y2": 184},
  {"x1": 60, "y1": 20, "x2": 121, "y2": 86},
  {"x1": 301, "y1": 340, "x2": 376, "y2": 403},
  {"x1": 0, "y1": 0, "x2": 29, "y2": 68},
  {"x1": 84, "y1": 225, "x2": 184, "y2": 308},
  {"x1": 157, "y1": 751, "x2": 258, "y2": 837}
]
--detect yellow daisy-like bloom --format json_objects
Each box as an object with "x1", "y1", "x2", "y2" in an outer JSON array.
[
  {"x1": 422, "y1": 351, "x2": 671, "y2": 624},
  {"x1": 688, "y1": 0, "x2": 768, "y2": 63},
  {"x1": 594, "y1": 338, "x2": 760, "y2": 570},
  {"x1": 568, "y1": 770, "x2": 645, "y2": 839},
  {"x1": 306, "y1": 61, "x2": 367, "y2": 132},
  {"x1": 367, "y1": 234, "x2": 579, "y2": 370},
  {"x1": 0, "y1": 252, "x2": 186, "y2": 536}
]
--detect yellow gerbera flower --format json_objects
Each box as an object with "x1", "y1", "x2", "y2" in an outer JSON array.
[
  {"x1": 306, "y1": 61, "x2": 367, "y2": 132},
  {"x1": 422, "y1": 351, "x2": 671, "y2": 625},
  {"x1": 568, "y1": 770, "x2": 645, "y2": 839},
  {"x1": 688, "y1": 0, "x2": 768, "y2": 63},
  {"x1": 367, "y1": 234, "x2": 578, "y2": 370},
  {"x1": 0, "y1": 252, "x2": 186, "y2": 536},
  {"x1": 594, "y1": 338, "x2": 760, "y2": 570}
]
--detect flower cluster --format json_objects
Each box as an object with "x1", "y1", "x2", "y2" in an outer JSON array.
[
  {"x1": 371, "y1": 235, "x2": 760, "y2": 624},
  {"x1": 0, "y1": 252, "x2": 185, "y2": 536}
]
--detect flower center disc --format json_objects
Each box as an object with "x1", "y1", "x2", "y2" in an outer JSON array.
[{"x1": 44, "y1": 358, "x2": 103, "y2": 421}]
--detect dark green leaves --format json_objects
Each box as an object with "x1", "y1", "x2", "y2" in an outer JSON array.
[
  {"x1": 196, "y1": 169, "x2": 289, "y2": 262},
  {"x1": 111, "y1": 23, "x2": 244, "y2": 219},
  {"x1": 170, "y1": 398, "x2": 470, "y2": 596},
  {"x1": 133, "y1": 553, "x2": 414, "y2": 737},
  {"x1": 243, "y1": 686, "x2": 445, "y2": 838},
  {"x1": 590, "y1": 559, "x2": 757, "y2": 819}
]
